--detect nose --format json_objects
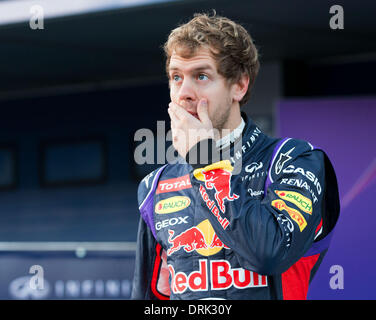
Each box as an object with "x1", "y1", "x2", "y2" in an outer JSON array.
[{"x1": 178, "y1": 78, "x2": 196, "y2": 104}]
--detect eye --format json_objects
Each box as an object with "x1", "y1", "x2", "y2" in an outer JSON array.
[
  {"x1": 172, "y1": 74, "x2": 182, "y2": 82},
  {"x1": 198, "y1": 74, "x2": 208, "y2": 81}
]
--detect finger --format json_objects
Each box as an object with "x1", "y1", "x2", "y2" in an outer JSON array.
[
  {"x1": 197, "y1": 99, "x2": 211, "y2": 125},
  {"x1": 168, "y1": 109, "x2": 179, "y2": 143},
  {"x1": 168, "y1": 106, "x2": 179, "y2": 124},
  {"x1": 169, "y1": 102, "x2": 182, "y2": 120},
  {"x1": 170, "y1": 101, "x2": 195, "y2": 121}
]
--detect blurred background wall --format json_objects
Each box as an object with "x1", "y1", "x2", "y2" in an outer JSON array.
[{"x1": 0, "y1": 0, "x2": 375, "y2": 299}]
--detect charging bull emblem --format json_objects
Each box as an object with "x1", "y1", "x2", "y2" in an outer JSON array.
[
  {"x1": 167, "y1": 227, "x2": 207, "y2": 255},
  {"x1": 167, "y1": 219, "x2": 230, "y2": 256},
  {"x1": 193, "y1": 160, "x2": 239, "y2": 214}
]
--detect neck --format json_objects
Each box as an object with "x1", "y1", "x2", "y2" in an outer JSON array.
[
  {"x1": 215, "y1": 102, "x2": 242, "y2": 139},
  {"x1": 216, "y1": 113, "x2": 245, "y2": 150},
  {"x1": 227, "y1": 102, "x2": 242, "y2": 131}
]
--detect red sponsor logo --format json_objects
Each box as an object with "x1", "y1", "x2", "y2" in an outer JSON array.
[
  {"x1": 156, "y1": 174, "x2": 191, "y2": 194},
  {"x1": 167, "y1": 219, "x2": 229, "y2": 256},
  {"x1": 167, "y1": 227, "x2": 207, "y2": 255},
  {"x1": 202, "y1": 168, "x2": 239, "y2": 213},
  {"x1": 168, "y1": 259, "x2": 267, "y2": 294},
  {"x1": 210, "y1": 233, "x2": 230, "y2": 249},
  {"x1": 199, "y1": 185, "x2": 230, "y2": 230}
]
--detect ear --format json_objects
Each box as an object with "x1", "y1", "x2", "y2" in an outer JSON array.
[{"x1": 232, "y1": 74, "x2": 250, "y2": 103}]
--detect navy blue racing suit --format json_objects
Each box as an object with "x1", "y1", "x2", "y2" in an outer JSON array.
[{"x1": 131, "y1": 113, "x2": 340, "y2": 300}]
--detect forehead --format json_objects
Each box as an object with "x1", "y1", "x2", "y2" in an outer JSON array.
[{"x1": 168, "y1": 47, "x2": 218, "y2": 73}]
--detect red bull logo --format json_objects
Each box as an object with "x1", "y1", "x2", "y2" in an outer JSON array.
[
  {"x1": 202, "y1": 168, "x2": 239, "y2": 213},
  {"x1": 168, "y1": 259, "x2": 268, "y2": 294},
  {"x1": 167, "y1": 219, "x2": 229, "y2": 256},
  {"x1": 193, "y1": 160, "x2": 239, "y2": 215},
  {"x1": 199, "y1": 186, "x2": 230, "y2": 230}
]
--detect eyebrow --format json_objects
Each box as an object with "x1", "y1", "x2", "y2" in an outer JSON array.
[{"x1": 168, "y1": 64, "x2": 214, "y2": 73}]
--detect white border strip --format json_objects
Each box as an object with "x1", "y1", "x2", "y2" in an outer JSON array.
[
  {"x1": 0, "y1": 242, "x2": 136, "y2": 252},
  {"x1": 314, "y1": 228, "x2": 323, "y2": 240}
]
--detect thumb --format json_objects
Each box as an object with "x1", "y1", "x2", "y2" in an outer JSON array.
[{"x1": 197, "y1": 99, "x2": 210, "y2": 124}]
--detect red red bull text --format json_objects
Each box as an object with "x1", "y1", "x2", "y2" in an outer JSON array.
[
  {"x1": 201, "y1": 169, "x2": 239, "y2": 213},
  {"x1": 168, "y1": 260, "x2": 268, "y2": 294},
  {"x1": 199, "y1": 185, "x2": 230, "y2": 230}
]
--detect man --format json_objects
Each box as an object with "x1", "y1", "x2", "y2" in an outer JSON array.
[{"x1": 131, "y1": 12, "x2": 340, "y2": 300}]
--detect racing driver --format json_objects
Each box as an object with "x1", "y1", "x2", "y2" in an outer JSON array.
[{"x1": 131, "y1": 12, "x2": 340, "y2": 300}]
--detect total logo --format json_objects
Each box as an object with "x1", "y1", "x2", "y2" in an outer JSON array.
[
  {"x1": 167, "y1": 219, "x2": 229, "y2": 256},
  {"x1": 168, "y1": 260, "x2": 268, "y2": 294},
  {"x1": 156, "y1": 174, "x2": 192, "y2": 194}
]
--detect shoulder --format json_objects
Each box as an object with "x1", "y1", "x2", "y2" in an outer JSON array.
[
  {"x1": 268, "y1": 137, "x2": 340, "y2": 240},
  {"x1": 269, "y1": 138, "x2": 324, "y2": 182},
  {"x1": 137, "y1": 165, "x2": 168, "y2": 210}
]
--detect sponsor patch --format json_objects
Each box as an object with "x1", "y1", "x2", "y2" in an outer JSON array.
[
  {"x1": 245, "y1": 162, "x2": 263, "y2": 174},
  {"x1": 274, "y1": 190, "x2": 313, "y2": 214},
  {"x1": 155, "y1": 216, "x2": 189, "y2": 231},
  {"x1": 275, "y1": 147, "x2": 295, "y2": 175},
  {"x1": 168, "y1": 259, "x2": 267, "y2": 294},
  {"x1": 156, "y1": 174, "x2": 192, "y2": 194},
  {"x1": 199, "y1": 185, "x2": 230, "y2": 230},
  {"x1": 194, "y1": 160, "x2": 239, "y2": 214},
  {"x1": 281, "y1": 165, "x2": 322, "y2": 195},
  {"x1": 271, "y1": 199, "x2": 307, "y2": 232},
  {"x1": 167, "y1": 219, "x2": 229, "y2": 256},
  {"x1": 280, "y1": 178, "x2": 319, "y2": 204},
  {"x1": 155, "y1": 196, "x2": 191, "y2": 214}
]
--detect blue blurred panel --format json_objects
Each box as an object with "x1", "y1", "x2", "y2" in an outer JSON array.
[
  {"x1": 45, "y1": 141, "x2": 104, "y2": 183},
  {"x1": 0, "y1": 149, "x2": 14, "y2": 186}
]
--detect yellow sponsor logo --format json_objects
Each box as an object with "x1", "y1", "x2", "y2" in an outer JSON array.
[
  {"x1": 271, "y1": 199, "x2": 307, "y2": 232},
  {"x1": 193, "y1": 160, "x2": 234, "y2": 181},
  {"x1": 195, "y1": 219, "x2": 230, "y2": 256},
  {"x1": 155, "y1": 196, "x2": 191, "y2": 214},
  {"x1": 274, "y1": 190, "x2": 312, "y2": 214}
]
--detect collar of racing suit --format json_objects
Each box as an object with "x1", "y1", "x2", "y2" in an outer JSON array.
[
  {"x1": 218, "y1": 112, "x2": 260, "y2": 152},
  {"x1": 216, "y1": 117, "x2": 245, "y2": 150},
  {"x1": 184, "y1": 112, "x2": 264, "y2": 169}
]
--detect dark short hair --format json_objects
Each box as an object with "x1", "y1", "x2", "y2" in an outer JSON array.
[{"x1": 163, "y1": 11, "x2": 260, "y2": 106}]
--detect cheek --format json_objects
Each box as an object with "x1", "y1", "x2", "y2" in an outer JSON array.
[{"x1": 206, "y1": 100, "x2": 221, "y2": 121}]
